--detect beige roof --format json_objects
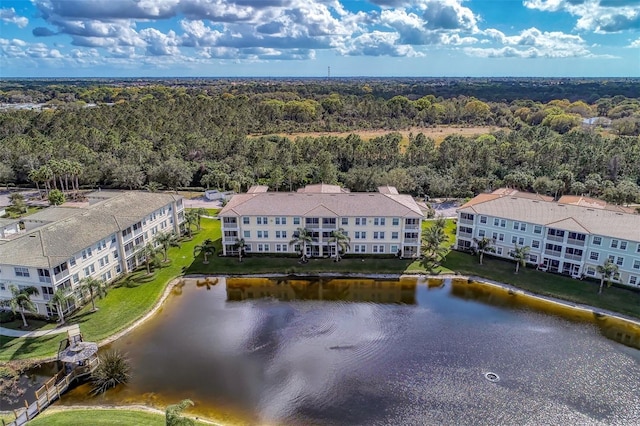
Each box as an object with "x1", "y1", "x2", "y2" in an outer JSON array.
[
  {"x1": 220, "y1": 186, "x2": 423, "y2": 218},
  {"x1": 0, "y1": 191, "x2": 182, "y2": 269},
  {"x1": 557, "y1": 195, "x2": 635, "y2": 214},
  {"x1": 459, "y1": 195, "x2": 640, "y2": 242},
  {"x1": 23, "y1": 207, "x2": 80, "y2": 223},
  {"x1": 297, "y1": 184, "x2": 349, "y2": 193}
]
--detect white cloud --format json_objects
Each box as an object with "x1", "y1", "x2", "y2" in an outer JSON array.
[
  {"x1": 140, "y1": 28, "x2": 180, "y2": 55},
  {"x1": 0, "y1": 7, "x2": 29, "y2": 28},
  {"x1": 338, "y1": 30, "x2": 423, "y2": 57},
  {"x1": 524, "y1": 0, "x2": 640, "y2": 33},
  {"x1": 629, "y1": 38, "x2": 640, "y2": 48},
  {"x1": 465, "y1": 27, "x2": 592, "y2": 58}
]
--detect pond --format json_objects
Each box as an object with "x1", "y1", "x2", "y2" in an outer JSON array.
[{"x1": 58, "y1": 277, "x2": 640, "y2": 425}]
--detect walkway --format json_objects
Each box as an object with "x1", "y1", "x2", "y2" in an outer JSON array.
[{"x1": 0, "y1": 323, "x2": 78, "y2": 338}]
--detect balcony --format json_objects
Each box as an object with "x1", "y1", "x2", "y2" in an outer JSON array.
[
  {"x1": 458, "y1": 218, "x2": 473, "y2": 225},
  {"x1": 404, "y1": 238, "x2": 419, "y2": 244},
  {"x1": 566, "y1": 238, "x2": 585, "y2": 247},
  {"x1": 546, "y1": 235, "x2": 564, "y2": 243},
  {"x1": 565, "y1": 254, "x2": 583, "y2": 261},
  {"x1": 405, "y1": 224, "x2": 419, "y2": 230},
  {"x1": 222, "y1": 222, "x2": 238, "y2": 229},
  {"x1": 322, "y1": 223, "x2": 337, "y2": 230},
  {"x1": 544, "y1": 249, "x2": 562, "y2": 257},
  {"x1": 54, "y1": 271, "x2": 70, "y2": 283},
  {"x1": 223, "y1": 237, "x2": 238, "y2": 244}
]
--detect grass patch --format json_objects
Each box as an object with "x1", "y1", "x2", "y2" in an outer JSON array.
[
  {"x1": 0, "y1": 318, "x2": 57, "y2": 332},
  {"x1": 25, "y1": 408, "x2": 212, "y2": 426},
  {"x1": 442, "y1": 250, "x2": 640, "y2": 319},
  {"x1": 0, "y1": 219, "x2": 219, "y2": 362}
]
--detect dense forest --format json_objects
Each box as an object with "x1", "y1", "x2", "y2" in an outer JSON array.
[{"x1": 0, "y1": 79, "x2": 639, "y2": 203}]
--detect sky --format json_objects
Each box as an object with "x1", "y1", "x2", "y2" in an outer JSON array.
[{"x1": 0, "y1": 0, "x2": 639, "y2": 78}]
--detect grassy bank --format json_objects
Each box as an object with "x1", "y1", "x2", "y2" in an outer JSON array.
[
  {"x1": 443, "y1": 250, "x2": 640, "y2": 319},
  {"x1": 0, "y1": 218, "x2": 218, "y2": 361},
  {"x1": 24, "y1": 408, "x2": 212, "y2": 426}
]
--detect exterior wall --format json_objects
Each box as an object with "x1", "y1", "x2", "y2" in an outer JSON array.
[
  {"x1": 222, "y1": 214, "x2": 421, "y2": 258},
  {"x1": 0, "y1": 198, "x2": 184, "y2": 318},
  {"x1": 456, "y1": 211, "x2": 640, "y2": 289}
]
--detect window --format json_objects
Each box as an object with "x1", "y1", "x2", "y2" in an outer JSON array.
[
  {"x1": 82, "y1": 248, "x2": 93, "y2": 259},
  {"x1": 593, "y1": 236, "x2": 602, "y2": 245},
  {"x1": 257, "y1": 217, "x2": 268, "y2": 225},
  {"x1": 15, "y1": 267, "x2": 29, "y2": 277},
  {"x1": 565, "y1": 248, "x2": 583, "y2": 257},
  {"x1": 373, "y1": 232, "x2": 385, "y2": 239},
  {"x1": 101, "y1": 271, "x2": 112, "y2": 282},
  {"x1": 276, "y1": 231, "x2": 287, "y2": 239},
  {"x1": 83, "y1": 264, "x2": 95, "y2": 276},
  {"x1": 257, "y1": 231, "x2": 268, "y2": 239},
  {"x1": 355, "y1": 217, "x2": 367, "y2": 226},
  {"x1": 392, "y1": 218, "x2": 399, "y2": 226},
  {"x1": 616, "y1": 256, "x2": 624, "y2": 266},
  {"x1": 590, "y1": 251, "x2": 600, "y2": 261},
  {"x1": 511, "y1": 236, "x2": 524, "y2": 245},
  {"x1": 0, "y1": 283, "x2": 4, "y2": 291},
  {"x1": 391, "y1": 245, "x2": 398, "y2": 253},
  {"x1": 294, "y1": 217, "x2": 300, "y2": 225},
  {"x1": 97, "y1": 240, "x2": 107, "y2": 250},
  {"x1": 111, "y1": 234, "x2": 117, "y2": 244},
  {"x1": 373, "y1": 245, "x2": 385, "y2": 253},
  {"x1": 480, "y1": 216, "x2": 487, "y2": 224},
  {"x1": 532, "y1": 240, "x2": 540, "y2": 249},
  {"x1": 608, "y1": 254, "x2": 615, "y2": 262},
  {"x1": 275, "y1": 217, "x2": 287, "y2": 225},
  {"x1": 69, "y1": 257, "x2": 76, "y2": 266},
  {"x1": 243, "y1": 217, "x2": 250, "y2": 225},
  {"x1": 529, "y1": 254, "x2": 538, "y2": 263},
  {"x1": 630, "y1": 276, "x2": 638, "y2": 286},
  {"x1": 611, "y1": 239, "x2": 619, "y2": 249},
  {"x1": 547, "y1": 229, "x2": 564, "y2": 238},
  {"x1": 567, "y1": 232, "x2": 586, "y2": 242},
  {"x1": 533, "y1": 225, "x2": 542, "y2": 234},
  {"x1": 493, "y1": 218, "x2": 506, "y2": 228},
  {"x1": 355, "y1": 232, "x2": 366, "y2": 239},
  {"x1": 586, "y1": 266, "x2": 596, "y2": 276},
  {"x1": 244, "y1": 230, "x2": 250, "y2": 238},
  {"x1": 460, "y1": 213, "x2": 474, "y2": 221},
  {"x1": 513, "y1": 222, "x2": 526, "y2": 231},
  {"x1": 492, "y1": 232, "x2": 504, "y2": 242},
  {"x1": 620, "y1": 241, "x2": 627, "y2": 250},
  {"x1": 354, "y1": 244, "x2": 366, "y2": 253},
  {"x1": 459, "y1": 226, "x2": 473, "y2": 235},
  {"x1": 342, "y1": 218, "x2": 348, "y2": 225},
  {"x1": 634, "y1": 260, "x2": 640, "y2": 270},
  {"x1": 73, "y1": 273, "x2": 80, "y2": 283},
  {"x1": 478, "y1": 230, "x2": 486, "y2": 238},
  {"x1": 392, "y1": 232, "x2": 398, "y2": 240},
  {"x1": 373, "y1": 218, "x2": 386, "y2": 226},
  {"x1": 496, "y1": 247, "x2": 503, "y2": 255}
]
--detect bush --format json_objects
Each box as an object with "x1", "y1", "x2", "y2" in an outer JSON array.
[{"x1": 90, "y1": 350, "x2": 131, "y2": 395}]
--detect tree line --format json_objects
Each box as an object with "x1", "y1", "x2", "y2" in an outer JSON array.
[{"x1": 0, "y1": 84, "x2": 639, "y2": 204}]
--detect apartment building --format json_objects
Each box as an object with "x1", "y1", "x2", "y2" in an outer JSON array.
[
  {"x1": 0, "y1": 191, "x2": 184, "y2": 317},
  {"x1": 456, "y1": 189, "x2": 640, "y2": 288},
  {"x1": 219, "y1": 184, "x2": 423, "y2": 258}
]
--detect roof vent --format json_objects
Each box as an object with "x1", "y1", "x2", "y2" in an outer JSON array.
[{"x1": 586, "y1": 208, "x2": 594, "y2": 211}]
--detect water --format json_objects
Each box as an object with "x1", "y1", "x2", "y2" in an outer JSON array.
[{"x1": 59, "y1": 277, "x2": 640, "y2": 425}]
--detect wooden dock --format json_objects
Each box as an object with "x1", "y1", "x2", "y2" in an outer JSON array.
[{"x1": 5, "y1": 356, "x2": 99, "y2": 426}]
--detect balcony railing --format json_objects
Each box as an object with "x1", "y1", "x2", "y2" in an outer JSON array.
[
  {"x1": 404, "y1": 238, "x2": 419, "y2": 244},
  {"x1": 546, "y1": 235, "x2": 564, "y2": 242},
  {"x1": 222, "y1": 222, "x2": 238, "y2": 229},
  {"x1": 544, "y1": 249, "x2": 562, "y2": 257},
  {"x1": 459, "y1": 218, "x2": 473, "y2": 225},
  {"x1": 565, "y1": 254, "x2": 583, "y2": 261},
  {"x1": 54, "y1": 271, "x2": 69, "y2": 282},
  {"x1": 39, "y1": 276, "x2": 52, "y2": 283},
  {"x1": 322, "y1": 223, "x2": 337, "y2": 229},
  {"x1": 566, "y1": 239, "x2": 585, "y2": 247},
  {"x1": 405, "y1": 224, "x2": 419, "y2": 230}
]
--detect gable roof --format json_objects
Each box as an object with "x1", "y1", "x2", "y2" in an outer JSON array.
[
  {"x1": 0, "y1": 191, "x2": 182, "y2": 269},
  {"x1": 459, "y1": 194, "x2": 640, "y2": 242},
  {"x1": 220, "y1": 185, "x2": 423, "y2": 218}
]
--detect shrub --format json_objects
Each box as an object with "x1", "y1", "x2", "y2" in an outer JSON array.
[{"x1": 90, "y1": 350, "x2": 131, "y2": 395}]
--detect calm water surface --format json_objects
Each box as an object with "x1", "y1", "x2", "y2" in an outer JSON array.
[{"x1": 60, "y1": 277, "x2": 640, "y2": 425}]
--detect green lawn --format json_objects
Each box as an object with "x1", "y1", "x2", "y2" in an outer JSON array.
[
  {"x1": 443, "y1": 250, "x2": 640, "y2": 319},
  {"x1": 25, "y1": 408, "x2": 213, "y2": 425},
  {"x1": 0, "y1": 219, "x2": 218, "y2": 362}
]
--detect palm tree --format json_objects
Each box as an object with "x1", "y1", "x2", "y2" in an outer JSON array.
[
  {"x1": 2, "y1": 285, "x2": 39, "y2": 328},
  {"x1": 233, "y1": 238, "x2": 247, "y2": 262},
  {"x1": 422, "y1": 222, "x2": 447, "y2": 263},
  {"x1": 473, "y1": 236, "x2": 495, "y2": 265},
  {"x1": 183, "y1": 210, "x2": 199, "y2": 238},
  {"x1": 48, "y1": 288, "x2": 75, "y2": 324},
  {"x1": 328, "y1": 228, "x2": 350, "y2": 262},
  {"x1": 156, "y1": 232, "x2": 180, "y2": 262},
  {"x1": 193, "y1": 239, "x2": 216, "y2": 264},
  {"x1": 194, "y1": 208, "x2": 207, "y2": 230},
  {"x1": 138, "y1": 242, "x2": 161, "y2": 274},
  {"x1": 597, "y1": 259, "x2": 619, "y2": 295},
  {"x1": 510, "y1": 244, "x2": 531, "y2": 274},
  {"x1": 289, "y1": 227, "x2": 313, "y2": 262},
  {"x1": 80, "y1": 277, "x2": 107, "y2": 312}
]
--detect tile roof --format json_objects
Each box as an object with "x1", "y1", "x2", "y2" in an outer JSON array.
[
  {"x1": 220, "y1": 186, "x2": 423, "y2": 218},
  {"x1": 459, "y1": 195, "x2": 640, "y2": 242},
  {"x1": 0, "y1": 191, "x2": 182, "y2": 269}
]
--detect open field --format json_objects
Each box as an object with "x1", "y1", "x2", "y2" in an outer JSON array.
[{"x1": 255, "y1": 125, "x2": 504, "y2": 146}]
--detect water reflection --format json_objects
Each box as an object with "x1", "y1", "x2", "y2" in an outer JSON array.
[
  {"x1": 57, "y1": 277, "x2": 640, "y2": 425},
  {"x1": 226, "y1": 277, "x2": 416, "y2": 304}
]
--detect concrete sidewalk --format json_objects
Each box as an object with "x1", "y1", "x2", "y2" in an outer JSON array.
[{"x1": 0, "y1": 323, "x2": 78, "y2": 338}]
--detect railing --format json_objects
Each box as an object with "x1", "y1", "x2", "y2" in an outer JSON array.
[
  {"x1": 222, "y1": 222, "x2": 238, "y2": 229},
  {"x1": 38, "y1": 276, "x2": 51, "y2": 283},
  {"x1": 544, "y1": 249, "x2": 562, "y2": 257},
  {"x1": 546, "y1": 235, "x2": 564, "y2": 242},
  {"x1": 53, "y1": 271, "x2": 69, "y2": 282},
  {"x1": 8, "y1": 357, "x2": 99, "y2": 426},
  {"x1": 405, "y1": 225, "x2": 419, "y2": 230},
  {"x1": 404, "y1": 238, "x2": 419, "y2": 244},
  {"x1": 322, "y1": 223, "x2": 337, "y2": 229},
  {"x1": 565, "y1": 254, "x2": 583, "y2": 261},
  {"x1": 458, "y1": 218, "x2": 473, "y2": 225},
  {"x1": 566, "y1": 239, "x2": 585, "y2": 246}
]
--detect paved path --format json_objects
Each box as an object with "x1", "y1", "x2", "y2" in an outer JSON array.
[{"x1": 0, "y1": 323, "x2": 78, "y2": 338}]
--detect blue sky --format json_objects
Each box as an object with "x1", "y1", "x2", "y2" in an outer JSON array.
[{"x1": 0, "y1": 0, "x2": 638, "y2": 77}]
